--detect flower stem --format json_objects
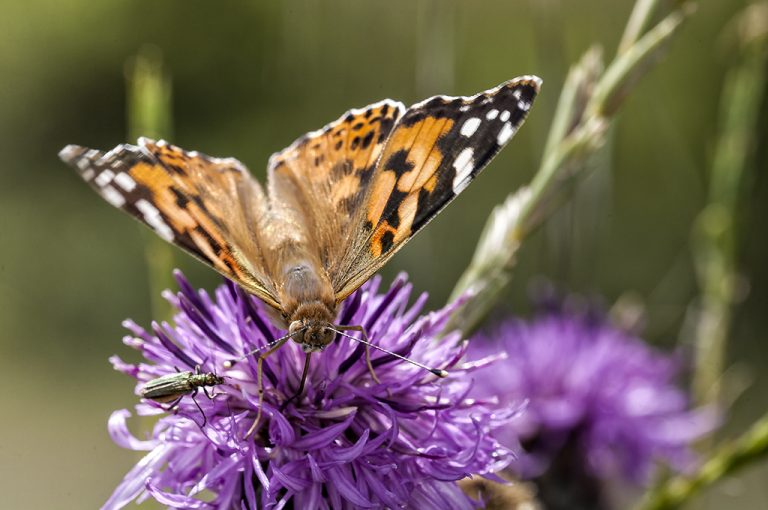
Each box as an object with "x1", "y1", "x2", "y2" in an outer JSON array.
[
  {"x1": 448, "y1": 1, "x2": 696, "y2": 336},
  {"x1": 618, "y1": 0, "x2": 661, "y2": 54},
  {"x1": 126, "y1": 45, "x2": 175, "y2": 319},
  {"x1": 634, "y1": 410, "x2": 768, "y2": 510},
  {"x1": 690, "y1": 2, "x2": 768, "y2": 409}
]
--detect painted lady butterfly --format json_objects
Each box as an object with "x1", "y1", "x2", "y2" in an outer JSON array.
[{"x1": 60, "y1": 76, "x2": 540, "y2": 368}]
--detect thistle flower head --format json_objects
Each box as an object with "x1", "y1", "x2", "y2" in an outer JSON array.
[
  {"x1": 467, "y1": 297, "x2": 716, "y2": 484},
  {"x1": 105, "y1": 271, "x2": 515, "y2": 509}
]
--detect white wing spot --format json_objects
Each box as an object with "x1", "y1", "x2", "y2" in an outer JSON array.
[
  {"x1": 108, "y1": 158, "x2": 122, "y2": 169},
  {"x1": 81, "y1": 168, "x2": 95, "y2": 181},
  {"x1": 101, "y1": 185, "x2": 126, "y2": 208},
  {"x1": 497, "y1": 122, "x2": 517, "y2": 145},
  {"x1": 460, "y1": 117, "x2": 482, "y2": 137},
  {"x1": 459, "y1": 105, "x2": 470, "y2": 112},
  {"x1": 76, "y1": 158, "x2": 91, "y2": 171},
  {"x1": 94, "y1": 169, "x2": 115, "y2": 187},
  {"x1": 512, "y1": 89, "x2": 522, "y2": 100},
  {"x1": 500, "y1": 110, "x2": 511, "y2": 122},
  {"x1": 518, "y1": 99, "x2": 531, "y2": 111},
  {"x1": 103, "y1": 147, "x2": 122, "y2": 161},
  {"x1": 486, "y1": 109, "x2": 499, "y2": 120},
  {"x1": 114, "y1": 173, "x2": 137, "y2": 192},
  {"x1": 136, "y1": 199, "x2": 174, "y2": 241},
  {"x1": 452, "y1": 148, "x2": 474, "y2": 193}
]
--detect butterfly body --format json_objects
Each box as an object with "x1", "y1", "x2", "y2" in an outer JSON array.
[
  {"x1": 61, "y1": 76, "x2": 541, "y2": 357},
  {"x1": 281, "y1": 262, "x2": 338, "y2": 351}
]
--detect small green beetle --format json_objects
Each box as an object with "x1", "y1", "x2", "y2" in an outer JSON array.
[{"x1": 140, "y1": 366, "x2": 224, "y2": 426}]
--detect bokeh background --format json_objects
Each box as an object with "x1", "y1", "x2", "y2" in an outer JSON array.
[{"x1": 1, "y1": 1, "x2": 765, "y2": 508}]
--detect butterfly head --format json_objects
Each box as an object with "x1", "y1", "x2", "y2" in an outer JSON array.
[
  {"x1": 289, "y1": 320, "x2": 334, "y2": 352},
  {"x1": 288, "y1": 302, "x2": 337, "y2": 352}
]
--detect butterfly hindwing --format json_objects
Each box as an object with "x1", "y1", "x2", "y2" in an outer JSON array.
[
  {"x1": 59, "y1": 139, "x2": 281, "y2": 308},
  {"x1": 332, "y1": 76, "x2": 541, "y2": 299}
]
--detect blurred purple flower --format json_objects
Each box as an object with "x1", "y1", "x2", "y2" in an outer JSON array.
[
  {"x1": 467, "y1": 300, "x2": 716, "y2": 484},
  {"x1": 104, "y1": 271, "x2": 516, "y2": 510}
]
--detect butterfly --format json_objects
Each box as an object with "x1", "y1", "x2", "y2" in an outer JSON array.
[{"x1": 60, "y1": 76, "x2": 540, "y2": 374}]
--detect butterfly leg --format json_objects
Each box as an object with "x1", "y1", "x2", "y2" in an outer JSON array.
[
  {"x1": 335, "y1": 325, "x2": 381, "y2": 384},
  {"x1": 246, "y1": 337, "x2": 290, "y2": 438}
]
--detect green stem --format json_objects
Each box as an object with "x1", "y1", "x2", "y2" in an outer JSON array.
[
  {"x1": 587, "y1": 2, "x2": 694, "y2": 118},
  {"x1": 618, "y1": 0, "x2": 661, "y2": 55},
  {"x1": 126, "y1": 45, "x2": 175, "y2": 319},
  {"x1": 447, "y1": 1, "x2": 695, "y2": 337},
  {"x1": 635, "y1": 411, "x2": 768, "y2": 510},
  {"x1": 691, "y1": 1, "x2": 768, "y2": 408}
]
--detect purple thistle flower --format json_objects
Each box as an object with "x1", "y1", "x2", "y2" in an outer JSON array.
[
  {"x1": 467, "y1": 300, "x2": 716, "y2": 486},
  {"x1": 104, "y1": 271, "x2": 516, "y2": 510}
]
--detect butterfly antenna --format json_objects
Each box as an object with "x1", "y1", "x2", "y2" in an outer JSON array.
[
  {"x1": 223, "y1": 330, "x2": 300, "y2": 368},
  {"x1": 331, "y1": 328, "x2": 448, "y2": 378}
]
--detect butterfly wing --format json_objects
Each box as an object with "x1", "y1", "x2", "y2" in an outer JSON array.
[
  {"x1": 60, "y1": 77, "x2": 539, "y2": 311},
  {"x1": 266, "y1": 99, "x2": 405, "y2": 272},
  {"x1": 332, "y1": 76, "x2": 541, "y2": 300},
  {"x1": 59, "y1": 138, "x2": 281, "y2": 308}
]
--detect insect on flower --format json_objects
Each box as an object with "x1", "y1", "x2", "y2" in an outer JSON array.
[
  {"x1": 60, "y1": 76, "x2": 541, "y2": 424},
  {"x1": 139, "y1": 366, "x2": 224, "y2": 427},
  {"x1": 106, "y1": 273, "x2": 519, "y2": 510}
]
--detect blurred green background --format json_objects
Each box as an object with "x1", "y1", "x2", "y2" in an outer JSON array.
[{"x1": 0, "y1": 1, "x2": 765, "y2": 508}]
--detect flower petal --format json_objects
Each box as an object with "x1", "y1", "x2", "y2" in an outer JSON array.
[
  {"x1": 101, "y1": 444, "x2": 172, "y2": 510},
  {"x1": 327, "y1": 428, "x2": 369, "y2": 463},
  {"x1": 291, "y1": 412, "x2": 355, "y2": 450},
  {"x1": 326, "y1": 466, "x2": 376, "y2": 508},
  {"x1": 107, "y1": 410, "x2": 156, "y2": 451},
  {"x1": 145, "y1": 480, "x2": 209, "y2": 509},
  {"x1": 271, "y1": 463, "x2": 311, "y2": 493}
]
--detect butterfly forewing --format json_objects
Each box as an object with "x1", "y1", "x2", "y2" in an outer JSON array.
[
  {"x1": 267, "y1": 99, "x2": 405, "y2": 272},
  {"x1": 332, "y1": 76, "x2": 541, "y2": 300},
  {"x1": 59, "y1": 140, "x2": 281, "y2": 308}
]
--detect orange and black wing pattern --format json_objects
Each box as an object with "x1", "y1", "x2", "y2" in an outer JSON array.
[
  {"x1": 60, "y1": 76, "x2": 540, "y2": 310},
  {"x1": 59, "y1": 138, "x2": 281, "y2": 308},
  {"x1": 332, "y1": 76, "x2": 541, "y2": 300},
  {"x1": 266, "y1": 99, "x2": 405, "y2": 270}
]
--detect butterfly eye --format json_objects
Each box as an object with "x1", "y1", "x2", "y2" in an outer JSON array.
[
  {"x1": 320, "y1": 328, "x2": 335, "y2": 346},
  {"x1": 288, "y1": 320, "x2": 304, "y2": 339}
]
